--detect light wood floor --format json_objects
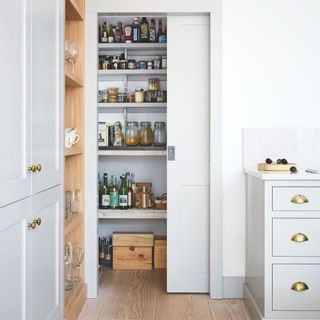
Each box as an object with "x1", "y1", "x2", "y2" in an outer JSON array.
[{"x1": 78, "y1": 269, "x2": 252, "y2": 320}]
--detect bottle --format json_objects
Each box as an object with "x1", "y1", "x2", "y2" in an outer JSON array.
[
  {"x1": 101, "y1": 22, "x2": 108, "y2": 43},
  {"x1": 157, "y1": 19, "x2": 164, "y2": 42},
  {"x1": 115, "y1": 21, "x2": 123, "y2": 43},
  {"x1": 149, "y1": 19, "x2": 156, "y2": 42},
  {"x1": 109, "y1": 175, "x2": 119, "y2": 209},
  {"x1": 127, "y1": 178, "x2": 134, "y2": 208},
  {"x1": 118, "y1": 175, "x2": 128, "y2": 209},
  {"x1": 131, "y1": 173, "x2": 137, "y2": 207},
  {"x1": 101, "y1": 173, "x2": 110, "y2": 209},
  {"x1": 140, "y1": 17, "x2": 150, "y2": 42},
  {"x1": 64, "y1": 243, "x2": 73, "y2": 291},
  {"x1": 124, "y1": 24, "x2": 133, "y2": 43},
  {"x1": 98, "y1": 174, "x2": 103, "y2": 208},
  {"x1": 132, "y1": 17, "x2": 141, "y2": 43}
]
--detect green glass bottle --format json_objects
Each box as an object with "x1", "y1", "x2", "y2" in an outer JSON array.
[
  {"x1": 101, "y1": 173, "x2": 110, "y2": 209},
  {"x1": 109, "y1": 175, "x2": 119, "y2": 209},
  {"x1": 118, "y1": 175, "x2": 128, "y2": 210}
]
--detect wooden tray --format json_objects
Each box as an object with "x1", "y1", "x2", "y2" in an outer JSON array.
[{"x1": 258, "y1": 163, "x2": 296, "y2": 171}]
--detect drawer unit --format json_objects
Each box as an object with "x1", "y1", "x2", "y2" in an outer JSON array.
[
  {"x1": 273, "y1": 218, "x2": 320, "y2": 257},
  {"x1": 113, "y1": 246, "x2": 153, "y2": 270},
  {"x1": 273, "y1": 264, "x2": 320, "y2": 311},
  {"x1": 154, "y1": 236, "x2": 167, "y2": 269},
  {"x1": 273, "y1": 187, "x2": 320, "y2": 211}
]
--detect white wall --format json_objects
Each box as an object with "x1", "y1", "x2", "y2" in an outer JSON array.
[{"x1": 222, "y1": 0, "x2": 320, "y2": 276}]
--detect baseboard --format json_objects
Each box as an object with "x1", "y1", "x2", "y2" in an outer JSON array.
[
  {"x1": 222, "y1": 276, "x2": 245, "y2": 298},
  {"x1": 243, "y1": 283, "x2": 263, "y2": 320}
]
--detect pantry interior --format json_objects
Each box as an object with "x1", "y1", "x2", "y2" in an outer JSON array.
[{"x1": 85, "y1": 10, "x2": 211, "y2": 305}]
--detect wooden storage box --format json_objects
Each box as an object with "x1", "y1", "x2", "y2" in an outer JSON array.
[
  {"x1": 112, "y1": 232, "x2": 154, "y2": 270},
  {"x1": 154, "y1": 236, "x2": 167, "y2": 269}
]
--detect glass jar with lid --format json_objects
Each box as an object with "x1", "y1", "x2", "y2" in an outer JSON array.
[
  {"x1": 125, "y1": 121, "x2": 139, "y2": 146},
  {"x1": 139, "y1": 122, "x2": 153, "y2": 146},
  {"x1": 135, "y1": 88, "x2": 144, "y2": 103},
  {"x1": 153, "y1": 122, "x2": 166, "y2": 146}
]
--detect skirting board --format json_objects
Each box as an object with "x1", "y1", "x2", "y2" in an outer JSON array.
[{"x1": 222, "y1": 277, "x2": 245, "y2": 298}]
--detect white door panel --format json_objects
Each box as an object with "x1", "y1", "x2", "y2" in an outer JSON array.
[
  {"x1": 0, "y1": 198, "x2": 31, "y2": 320},
  {"x1": 167, "y1": 15, "x2": 210, "y2": 292},
  {"x1": 31, "y1": 0, "x2": 62, "y2": 194},
  {"x1": 31, "y1": 186, "x2": 62, "y2": 320},
  {"x1": 0, "y1": 0, "x2": 31, "y2": 207}
]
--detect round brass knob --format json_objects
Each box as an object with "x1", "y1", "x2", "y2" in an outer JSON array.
[
  {"x1": 35, "y1": 218, "x2": 41, "y2": 226},
  {"x1": 28, "y1": 221, "x2": 37, "y2": 229},
  {"x1": 36, "y1": 164, "x2": 42, "y2": 172},
  {"x1": 28, "y1": 165, "x2": 36, "y2": 173}
]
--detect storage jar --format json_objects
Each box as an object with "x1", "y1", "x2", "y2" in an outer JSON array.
[
  {"x1": 125, "y1": 121, "x2": 139, "y2": 146},
  {"x1": 153, "y1": 122, "x2": 166, "y2": 146},
  {"x1": 139, "y1": 122, "x2": 153, "y2": 146},
  {"x1": 134, "y1": 88, "x2": 144, "y2": 103}
]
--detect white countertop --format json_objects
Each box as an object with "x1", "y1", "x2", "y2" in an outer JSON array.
[{"x1": 244, "y1": 167, "x2": 320, "y2": 180}]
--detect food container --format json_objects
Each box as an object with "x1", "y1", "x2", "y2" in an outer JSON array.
[
  {"x1": 161, "y1": 56, "x2": 167, "y2": 69},
  {"x1": 156, "y1": 90, "x2": 167, "y2": 102},
  {"x1": 139, "y1": 122, "x2": 153, "y2": 146},
  {"x1": 153, "y1": 122, "x2": 166, "y2": 146},
  {"x1": 120, "y1": 60, "x2": 128, "y2": 69},
  {"x1": 129, "y1": 92, "x2": 135, "y2": 103},
  {"x1": 125, "y1": 121, "x2": 139, "y2": 146},
  {"x1": 138, "y1": 61, "x2": 147, "y2": 69},
  {"x1": 107, "y1": 87, "x2": 118, "y2": 103},
  {"x1": 117, "y1": 92, "x2": 127, "y2": 103},
  {"x1": 153, "y1": 56, "x2": 161, "y2": 69},
  {"x1": 128, "y1": 59, "x2": 137, "y2": 69},
  {"x1": 144, "y1": 90, "x2": 157, "y2": 102},
  {"x1": 148, "y1": 78, "x2": 160, "y2": 91},
  {"x1": 134, "y1": 88, "x2": 144, "y2": 103},
  {"x1": 147, "y1": 60, "x2": 153, "y2": 69}
]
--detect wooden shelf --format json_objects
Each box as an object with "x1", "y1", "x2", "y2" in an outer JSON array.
[
  {"x1": 65, "y1": 213, "x2": 83, "y2": 235},
  {"x1": 98, "y1": 209, "x2": 167, "y2": 219},
  {"x1": 65, "y1": 0, "x2": 83, "y2": 21},
  {"x1": 65, "y1": 72, "x2": 83, "y2": 87},
  {"x1": 98, "y1": 42, "x2": 167, "y2": 51},
  {"x1": 65, "y1": 146, "x2": 83, "y2": 157},
  {"x1": 64, "y1": 281, "x2": 86, "y2": 318},
  {"x1": 98, "y1": 150, "x2": 167, "y2": 157},
  {"x1": 98, "y1": 69, "x2": 167, "y2": 76}
]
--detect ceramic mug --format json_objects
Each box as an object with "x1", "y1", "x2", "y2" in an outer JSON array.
[{"x1": 65, "y1": 128, "x2": 80, "y2": 148}]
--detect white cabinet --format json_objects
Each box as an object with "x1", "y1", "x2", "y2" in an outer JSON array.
[
  {"x1": 0, "y1": 186, "x2": 63, "y2": 320},
  {"x1": 244, "y1": 169, "x2": 320, "y2": 320},
  {"x1": 0, "y1": 0, "x2": 62, "y2": 208}
]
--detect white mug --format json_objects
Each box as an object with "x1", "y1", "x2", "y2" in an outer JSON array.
[{"x1": 65, "y1": 128, "x2": 80, "y2": 148}]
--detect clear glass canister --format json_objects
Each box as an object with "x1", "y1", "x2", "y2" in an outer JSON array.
[
  {"x1": 139, "y1": 122, "x2": 153, "y2": 146},
  {"x1": 153, "y1": 122, "x2": 166, "y2": 146},
  {"x1": 125, "y1": 121, "x2": 139, "y2": 146},
  {"x1": 135, "y1": 88, "x2": 144, "y2": 103}
]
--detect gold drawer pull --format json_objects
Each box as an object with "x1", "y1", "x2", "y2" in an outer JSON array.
[
  {"x1": 28, "y1": 221, "x2": 37, "y2": 230},
  {"x1": 291, "y1": 282, "x2": 309, "y2": 292},
  {"x1": 28, "y1": 164, "x2": 42, "y2": 173},
  {"x1": 291, "y1": 194, "x2": 309, "y2": 204},
  {"x1": 291, "y1": 233, "x2": 309, "y2": 242}
]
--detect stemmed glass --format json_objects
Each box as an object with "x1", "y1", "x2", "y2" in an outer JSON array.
[
  {"x1": 73, "y1": 245, "x2": 84, "y2": 283},
  {"x1": 64, "y1": 40, "x2": 79, "y2": 74}
]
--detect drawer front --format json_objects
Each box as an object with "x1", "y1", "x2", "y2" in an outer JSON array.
[
  {"x1": 273, "y1": 219, "x2": 320, "y2": 257},
  {"x1": 273, "y1": 187, "x2": 320, "y2": 211},
  {"x1": 112, "y1": 232, "x2": 154, "y2": 247},
  {"x1": 273, "y1": 264, "x2": 320, "y2": 311},
  {"x1": 113, "y1": 246, "x2": 152, "y2": 270}
]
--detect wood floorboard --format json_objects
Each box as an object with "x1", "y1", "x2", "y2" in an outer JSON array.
[{"x1": 78, "y1": 269, "x2": 252, "y2": 320}]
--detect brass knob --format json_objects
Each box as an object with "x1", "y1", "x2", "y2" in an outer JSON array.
[
  {"x1": 28, "y1": 221, "x2": 37, "y2": 229},
  {"x1": 291, "y1": 281, "x2": 309, "y2": 292},
  {"x1": 35, "y1": 164, "x2": 42, "y2": 172},
  {"x1": 291, "y1": 232, "x2": 309, "y2": 242},
  {"x1": 28, "y1": 165, "x2": 36, "y2": 173},
  {"x1": 291, "y1": 194, "x2": 309, "y2": 204},
  {"x1": 35, "y1": 218, "x2": 41, "y2": 226}
]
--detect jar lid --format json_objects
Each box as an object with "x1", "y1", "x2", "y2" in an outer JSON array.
[
  {"x1": 126, "y1": 121, "x2": 139, "y2": 126},
  {"x1": 154, "y1": 121, "x2": 166, "y2": 127},
  {"x1": 135, "y1": 88, "x2": 144, "y2": 92},
  {"x1": 140, "y1": 121, "x2": 152, "y2": 127}
]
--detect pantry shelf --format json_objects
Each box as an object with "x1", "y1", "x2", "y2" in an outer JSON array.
[
  {"x1": 65, "y1": 72, "x2": 83, "y2": 87},
  {"x1": 98, "y1": 42, "x2": 167, "y2": 51},
  {"x1": 98, "y1": 102, "x2": 167, "y2": 113},
  {"x1": 65, "y1": 146, "x2": 83, "y2": 157},
  {"x1": 98, "y1": 149, "x2": 167, "y2": 157},
  {"x1": 98, "y1": 69, "x2": 167, "y2": 76},
  {"x1": 65, "y1": 0, "x2": 83, "y2": 21},
  {"x1": 98, "y1": 209, "x2": 167, "y2": 219},
  {"x1": 65, "y1": 213, "x2": 83, "y2": 235}
]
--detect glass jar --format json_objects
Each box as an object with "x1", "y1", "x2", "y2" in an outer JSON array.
[
  {"x1": 71, "y1": 190, "x2": 80, "y2": 214},
  {"x1": 107, "y1": 87, "x2": 118, "y2": 103},
  {"x1": 65, "y1": 191, "x2": 72, "y2": 219},
  {"x1": 139, "y1": 122, "x2": 153, "y2": 146},
  {"x1": 153, "y1": 122, "x2": 166, "y2": 146},
  {"x1": 65, "y1": 242, "x2": 73, "y2": 291},
  {"x1": 125, "y1": 121, "x2": 139, "y2": 146},
  {"x1": 128, "y1": 59, "x2": 137, "y2": 69},
  {"x1": 156, "y1": 90, "x2": 167, "y2": 102},
  {"x1": 134, "y1": 88, "x2": 144, "y2": 103},
  {"x1": 117, "y1": 92, "x2": 127, "y2": 103},
  {"x1": 148, "y1": 78, "x2": 160, "y2": 91}
]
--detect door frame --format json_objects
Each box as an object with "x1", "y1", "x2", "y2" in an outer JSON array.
[{"x1": 84, "y1": 5, "x2": 223, "y2": 299}]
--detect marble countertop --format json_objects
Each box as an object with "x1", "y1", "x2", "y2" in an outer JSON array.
[{"x1": 244, "y1": 167, "x2": 320, "y2": 180}]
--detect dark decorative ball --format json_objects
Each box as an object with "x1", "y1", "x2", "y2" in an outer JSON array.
[
  {"x1": 281, "y1": 159, "x2": 288, "y2": 165},
  {"x1": 276, "y1": 159, "x2": 282, "y2": 164},
  {"x1": 290, "y1": 166, "x2": 297, "y2": 173},
  {"x1": 265, "y1": 158, "x2": 272, "y2": 164}
]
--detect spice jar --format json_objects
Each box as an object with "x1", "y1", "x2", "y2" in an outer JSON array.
[
  {"x1": 156, "y1": 90, "x2": 166, "y2": 102},
  {"x1": 125, "y1": 121, "x2": 139, "y2": 146},
  {"x1": 134, "y1": 88, "x2": 144, "y2": 103},
  {"x1": 138, "y1": 61, "x2": 147, "y2": 69},
  {"x1": 139, "y1": 122, "x2": 153, "y2": 146},
  {"x1": 148, "y1": 78, "x2": 160, "y2": 91},
  {"x1": 128, "y1": 60, "x2": 137, "y2": 69},
  {"x1": 107, "y1": 87, "x2": 118, "y2": 103},
  {"x1": 153, "y1": 122, "x2": 166, "y2": 146}
]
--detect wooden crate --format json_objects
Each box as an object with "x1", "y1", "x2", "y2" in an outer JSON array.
[
  {"x1": 113, "y1": 246, "x2": 152, "y2": 270},
  {"x1": 154, "y1": 236, "x2": 167, "y2": 269},
  {"x1": 112, "y1": 232, "x2": 154, "y2": 247}
]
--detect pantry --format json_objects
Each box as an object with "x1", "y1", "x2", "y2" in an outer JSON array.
[{"x1": 85, "y1": 12, "x2": 213, "y2": 299}]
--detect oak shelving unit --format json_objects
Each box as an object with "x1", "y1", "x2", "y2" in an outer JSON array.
[{"x1": 64, "y1": 0, "x2": 86, "y2": 319}]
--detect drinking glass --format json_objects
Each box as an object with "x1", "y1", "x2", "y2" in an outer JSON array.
[
  {"x1": 65, "y1": 191, "x2": 72, "y2": 219},
  {"x1": 71, "y1": 189, "x2": 80, "y2": 214},
  {"x1": 73, "y1": 245, "x2": 84, "y2": 283}
]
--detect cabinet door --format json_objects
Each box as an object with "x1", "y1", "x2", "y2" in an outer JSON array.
[
  {"x1": 31, "y1": 0, "x2": 63, "y2": 194},
  {"x1": 30, "y1": 186, "x2": 63, "y2": 320},
  {"x1": 0, "y1": 0, "x2": 32, "y2": 207},
  {"x1": 167, "y1": 15, "x2": 210, "y2": 292},
  {"x1": 0, "y1": 198, "x2": 31, "y2": 320}
]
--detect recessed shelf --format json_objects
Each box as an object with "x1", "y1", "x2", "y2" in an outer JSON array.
[
  {"x1": 65, "y1": 146, "x2": 83, "y2": 157},
  {"x1": 64, "y1": 281, "x2": 86, "y2": 312},
  {"x1": 98, "y1": 102, "x2": 167, "y2": 113},
  {"x1": 98, "y1": 209, "x2": 167, "y2": 219},
  {"x1": 98, "y1": 147, "x2": 166, "y2": 157},
  {"x1": 65, "y1": 213, "x2": 83, "y2": 235},
  {"x1": 98, "y1": 42, "x2": 167, "y2": 51},
  {"x1": 65, "y1": 73, "x2": 83, "y2": 87},
  {"x1": 98, "y1": 69, "x2": 166, "y2": 76},
  {"x1": 65, "y1": 0, "x2": 83, "y2": 21}
]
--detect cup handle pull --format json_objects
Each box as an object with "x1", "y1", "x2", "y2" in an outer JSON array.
[{"x1": 73, "y1": 134, "x2": 80, "y2": 145}]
